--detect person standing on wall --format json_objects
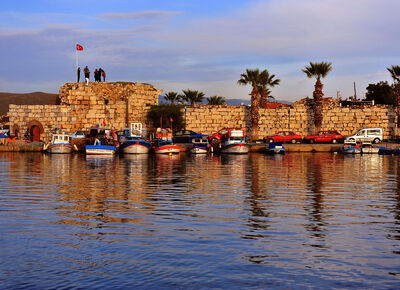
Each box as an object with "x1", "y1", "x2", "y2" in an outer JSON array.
[
  {"x1": 101, "y1": 68, "x2": 106, "y2": 82},
  {"x1": 77, "y1": 67, "x2": 81, "y2": 83},
  {"x1": 94, "y1": 68, "x2": 99, "y2": 82},
  {"x1": 84, "y1": 66, "x2": 90, "y2": 85}
]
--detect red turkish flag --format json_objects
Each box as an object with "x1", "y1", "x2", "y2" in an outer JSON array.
[{"x1": 76, "y1": 44, "x2": 83, "y2": 51}]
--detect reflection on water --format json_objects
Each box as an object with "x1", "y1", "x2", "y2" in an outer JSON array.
[{"x1": 1, "y1": 152, "x2": 400, "y2": 288}]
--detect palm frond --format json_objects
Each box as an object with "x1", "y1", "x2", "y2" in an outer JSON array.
[
  {"x1": 207, "y1": 96, "x2": 226, "y2": 105},
  {"x1": 387, "y1": 65, "x2": 400, "y2": 83},
  {"x1": 302, "y1": 61, "x2": 332, "y2": 80}
]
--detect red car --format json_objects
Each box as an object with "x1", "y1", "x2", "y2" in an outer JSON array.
[
  {"x1": 208, "y1": 127, "x2": 239, "y2": 143},
  {"x1": 264, "y1": 131, "x2": 302, "y2": 144},
  {"x1": 304, "y1": 130, "x2": 343, "y2": 143}
]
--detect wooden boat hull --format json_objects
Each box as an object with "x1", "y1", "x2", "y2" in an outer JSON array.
[
  {"x1": 86, "y1": 145, "x2": 117, "y2": 155},
  {"x1": 265, "y1": 143, "x2": 285, "y2": 154},
  {"x1": 361, "y1": 147, "x2": 380, "y2": 154},
  {"x1": 265, "y1": 148, "x2": 285, "y2": 154},
  {"x1": 154, "y1": 145, "x2": 181, "y2": 154},
  {"x1": 221, "y1": 143, "x2": 249, "y2": 154},
  {"x1": 190, "y1": 146, "x2": 208, "y2": 154},
  {"x1": 341, "y1": 148, "x2": 361, "y2": 154},
  {"x1": 120, "y1": 140, "x2": 151, "y2": 154},
  {"x1": 47, "y1": 143, "x2": 73, "y2": 154},
  {"x1": 378, "y1": 147, "x2": 400, "y2": 155},
  {"x1": 341, "y1": 144, "x2": 361, "y2": 154}
]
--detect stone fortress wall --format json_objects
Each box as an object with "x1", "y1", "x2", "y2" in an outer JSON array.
[
  {"x1": 184, "y1": 98, "x2": 395, "y2": 140},
  {"x1": 7, "y1": 81, "x2": 397, "y2": 142}
]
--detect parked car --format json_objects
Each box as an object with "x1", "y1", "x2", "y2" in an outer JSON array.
[
  {"x1": 173, "y1": 129, "x2": 198, "y2": 143},
  {"x1": 345, "y1": 128, "x2": 383, "y2": 144},
  {"x1": 69, "y1": 130, "x2": 86, "y2": 139},
  {"x1": 264, "y1": 131, "x2": 302, "y2": 144},
  {"x1": 304, "y1": 130, "x2": 343, "y2": 143},
  {"x1": 208, "y1": 127, "x2": 237, "y2": 143}
]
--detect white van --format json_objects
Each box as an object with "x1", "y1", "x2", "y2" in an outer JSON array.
[{"x1": 345, "y1": 128, "x2": 383, "y2": 144}]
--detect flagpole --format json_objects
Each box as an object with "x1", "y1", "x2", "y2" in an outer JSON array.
[{"x1": 75, "y1": 44, "x2": 78, "y2": 70}]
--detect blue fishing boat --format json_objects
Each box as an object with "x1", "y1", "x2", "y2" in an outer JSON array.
[
  {"x1": 378, "y1": 146, "x2": 400, "y2": 155},
  {"x1": 340, "y1": 141, "x2": 361, "y2": 154},
  {"x1": 265, "y1": 142, "x2": 285, "y2": 154},
  {"x1": 85, "y1": 127, "x2": 118, "y2": 155},
  {"x1": 118, "y1": 123, "x2": 151, "y2": 154},
  {"x1": 189, "y1": 134, "x2": 210, "y2": 154}
]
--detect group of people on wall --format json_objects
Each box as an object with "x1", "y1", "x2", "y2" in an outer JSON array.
[{"x1": 77, "y1": 66, "x2": 106, "y2": 85}]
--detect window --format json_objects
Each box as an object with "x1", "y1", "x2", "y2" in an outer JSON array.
[{"x1": 369, "y1": 129, "x2": 380, "y2": 135}]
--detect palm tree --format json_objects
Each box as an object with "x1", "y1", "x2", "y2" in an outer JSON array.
[
  {"x1": 302, "y1": 61, "x2": 332, "y2": 130},
  {"x1": 181, "y1": 89, "x2": 205, "y2": 107},
  {"x1": 163, "y1": 91, "x2": 181, "y2": 105},
  {"x1": 258, "y1": 70, "x2": 280, "y2": 107},
  {"x1": 238, "y1": 68, "x2": 261, "y2": 140},
  {"x1": 207, "y1": 95, "x2": 226, "y2": 105},
  {"x1": 387, "y1": 65, "x2": 400, "y2": 136}
]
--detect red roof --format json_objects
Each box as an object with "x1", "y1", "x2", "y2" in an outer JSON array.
[{"x1": 265, "y1": 102, "x2": 288, "y2": 109}]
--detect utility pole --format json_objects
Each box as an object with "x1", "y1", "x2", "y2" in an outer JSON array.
[{"x1": 353, "y1": 82, "x2": 357, "y2": 100}]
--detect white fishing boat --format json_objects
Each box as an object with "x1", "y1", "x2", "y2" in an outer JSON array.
[
  {"x1": 220, "y1": 128, "x2": 249, "y2": 154},
  {"x1": 189, "y1": 134, "x2": 210, "y2": 154},
  {"x1": 361, "y1": 141, "x2": 380, "y2": 154},
  {"x1": 151, "y1": 128, "x2": 180, "y2": 154},
  {"x1": 153, "y1": 137, "x2": 181, "y2": 154},
  {"x1": 118, "y1": 123, "x2": 151, "y2": 154},
  {"x1": 45, "y1": 129, "x2": 74, "y2": 154}
]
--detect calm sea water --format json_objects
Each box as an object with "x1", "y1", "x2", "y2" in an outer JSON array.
[{"x1": 0, "y1": 152, "x2": 400, "y2": 289}]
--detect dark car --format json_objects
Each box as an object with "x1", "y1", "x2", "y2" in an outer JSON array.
[
  {"x1": 173, "y1": 129, "x2": 198, "y2": 143},
  {"x1": 264, "y1": 131, "x2": 303, "y2": 144},
  {"x1": 304, "y1": 130, "x2": 344, "y2": 143}
]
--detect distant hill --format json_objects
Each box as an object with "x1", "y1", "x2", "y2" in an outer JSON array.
[{"x1": 0, "y1": 92, "x2": 59, "y2": 115}]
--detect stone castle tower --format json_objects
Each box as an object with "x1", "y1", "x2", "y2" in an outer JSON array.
[{"x1": 8, "y1": 82, "x2": 162, "y2": 142}]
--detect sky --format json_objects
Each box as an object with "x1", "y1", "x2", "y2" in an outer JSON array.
[{"x1": 0, "y1": 0, "x2": 399, "y2": 102}]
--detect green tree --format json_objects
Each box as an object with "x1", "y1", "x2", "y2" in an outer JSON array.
[
  {"x1": 365, "y1": 81, "x2": 395, "y2": 105},
  {"x1": 258, "y1": 69, "x2": 280, "y2": 107},
  {"x1": 207, "y1": 95, "x2": 226, "y2": 105},
  {"x1": 387, "y1": 65, "x2": 400, "y2": 135},
  {"x1": 163, "y1": 91, "x2": 181, "y2": 105},
  {"x1": 387, "y1": 65, "x2": 400, "y2": 104},
  {"x1": 302, "y1": 61, "x2": 332, "y2": 130},
  {"x1": 238, "y1": 68, "x2": 261, "y2": 140},
  {"x1": 147, "y1": 104, "x2": 184, "y2": 130}
]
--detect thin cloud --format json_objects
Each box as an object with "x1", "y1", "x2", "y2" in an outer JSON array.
[{"x1": 100, "y1": 10, "x2": 183, "y2": 21}]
